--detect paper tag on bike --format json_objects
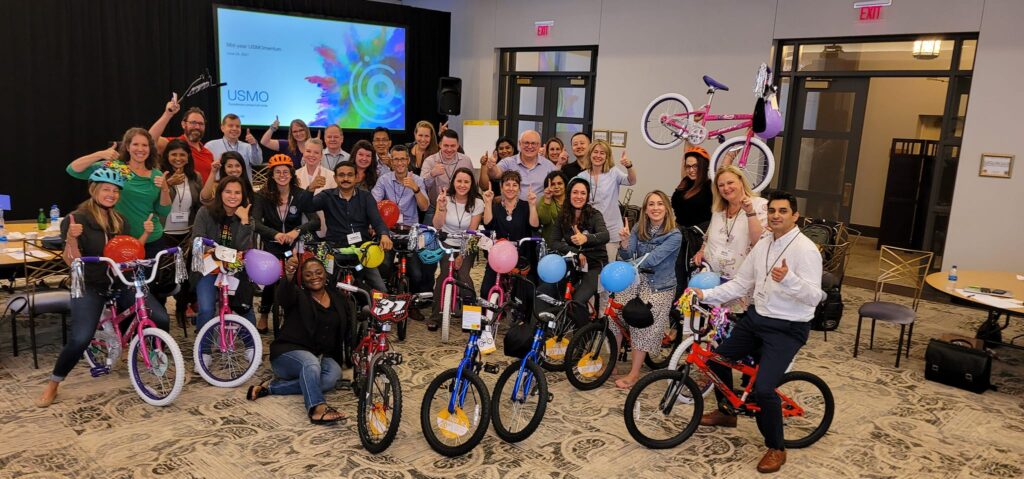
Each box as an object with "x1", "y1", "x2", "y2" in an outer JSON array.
[
  {"x1": 436, "y1": 408, "x2": 470, "y2": 439},
  {"x1": 217, "y1": 275, "x2": 240, "y2": 295},
  {"x1": 325, "y1": 254, "x2": 335, "y2": 274},
  {"x1": 545, "y1": 337, "x2": 569, "y2": 360},
  {"x1": 477, "y1": 236, "x2": 493, "y2": 251},
  {"x1": 347, "y1": 232, "x2": 363, "y2": 245},
  {"x1": 214, "y1": 245, "x2": 238, "y2": 263},
  {"x1": 770, "y1": 94, "x2": 779, "y2": 110},
  {"x1": 417, "y1": 235, "x2": 426, "y2": 249},
  {"x1": 461, "y1": 305, "x2": 482, "y2": 331},
  {"x1": 202, "y1": 254, "x2": 219, "y2": 275},
  {"x1": 577, "y1": 352, "x2": 604, "y2": 378},
  {"x1": 478, "y1": 330, "x2": 496, "y2": 355}
]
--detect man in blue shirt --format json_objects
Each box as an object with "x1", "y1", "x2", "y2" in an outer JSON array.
[
  {"x1": 482, "y1": 130, "x2": 555, "y2": 199},
  {"x1": 308, "y1": 161, "x2": 393, "y2": 292}
]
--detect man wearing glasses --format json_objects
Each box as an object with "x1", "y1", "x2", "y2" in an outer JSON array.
[
  {"x1": 482, "y1": 130, "x2": 555, "y2": 200},
  {"x1": 149, "y1": 96, "x2": 215, "y2": 182}
]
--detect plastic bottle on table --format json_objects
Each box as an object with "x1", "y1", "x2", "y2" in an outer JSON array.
[
  {"x1": 50, "y1": 204, "x2": 60, "y2": 225},
  {"x1": 946, "y1": 265, "x2": 958, "y2": 291},
  {"x1": 0, "y1": 209, "x2": 7, "y2": 244}
]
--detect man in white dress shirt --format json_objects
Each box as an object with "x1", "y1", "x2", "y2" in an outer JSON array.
[
  {"x1": 204, "y1": 113, "x2": 263, "y2": 183},
  {"x1": 691, "y1": 190, "x2": 825, "y2": 474}
]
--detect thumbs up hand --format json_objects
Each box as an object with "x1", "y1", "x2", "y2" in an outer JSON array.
[
  {"x1": 271, "y1": 115, "x2": 280, "y2": 131},
  {"x1": 245, "y1": 128, "x2": 257, "y2": 144},
  {"x1": 143, "y1": 214, "x2": 155, "y2": 234},
  {"x1": 771, "y1": 258, "x2": 788, "y2": 282},
  {"x1": 67, "y1": 215, "x2": 83, "y2": 238},
  {"x1": 620, "y1": 151, "x2": 633, "y2": 169},
  {"x1": 571, "y1": 225, "x2": 587, "y2": 246}
]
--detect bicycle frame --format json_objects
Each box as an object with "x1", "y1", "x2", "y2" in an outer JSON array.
[
  {"x1": 505, "y1": 317, "x2": 548, "y2": 403},
  {"x1": 661, "y1": 93, "x2": 758, "y2": 167},
  {"x1": 449, "y1": 330, "x2": 483, "y2": 414},
  {"x1": 91, "y1": 282, "x2": 164, "y2": 371},
  {"x1": 212, "y1": 273, "x2": 240, "y2": 353}
]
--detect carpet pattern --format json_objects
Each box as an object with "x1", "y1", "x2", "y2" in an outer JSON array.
[{"x1": 1, "y1": 269, "x2": 1022, "y2": 478}]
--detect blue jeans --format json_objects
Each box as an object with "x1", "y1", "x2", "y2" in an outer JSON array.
[
  {"x1": 195, "y1": 274, "x2": 256, "y2": 331},
  {"x1": 269, "y1": 350, "x2": 342, "y2": 413},
  {"x1": 51, "y1": 286, "x2": 170, "y2": 382}
]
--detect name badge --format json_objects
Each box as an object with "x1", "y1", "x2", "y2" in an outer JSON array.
[
  {"x1": 755, "y1": 285, "x2": 768, "y2": 303},
  {"x1": 170, "y1": 212, "x2": 188, "y2": 222},
  {"x1": 347, "y1": 232, "x2": 363, "y2": 244}
]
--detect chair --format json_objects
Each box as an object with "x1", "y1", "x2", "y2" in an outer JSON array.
[
  {"x1": 853, "y1": 245, "x2": 933, "y2": 367},
  {"x1": 251, "y1": 164, "x2": 269, "y2": 192},
  {"x1": 7, "y1": 238, "x2": 71, "y2": 368}
]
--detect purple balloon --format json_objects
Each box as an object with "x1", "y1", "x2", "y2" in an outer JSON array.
[{"x1": 245, "y1": 249, "x2": 283, "y2": 286}]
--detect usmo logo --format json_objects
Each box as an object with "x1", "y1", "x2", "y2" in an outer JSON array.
[{"x1": 227, "y1": 89, "x2": 270, "y2": 103}]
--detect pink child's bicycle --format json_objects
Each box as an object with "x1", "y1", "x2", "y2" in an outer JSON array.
[
  {"x1": 75, "y1": 247, "x2": 187, "y2": 406},
  {"x1": 640, "y1": 63, "x2": 782, "y2": 192}
]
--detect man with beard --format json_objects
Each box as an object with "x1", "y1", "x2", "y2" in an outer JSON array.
[
  {"x1": 205, "y1": 113, "x2": 263, "y2": 183},
  {"x1": 149, "y1": 95, "x2": 215, "y2": 182}
]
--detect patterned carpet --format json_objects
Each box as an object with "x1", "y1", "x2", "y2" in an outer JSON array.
[{"x1": 1, "y1": 264, "x2": 1023, "y2": 479}]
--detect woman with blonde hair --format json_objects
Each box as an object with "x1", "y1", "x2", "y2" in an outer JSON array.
[
  {"x1": 409, "y1": 120, "x2": 439, "y2": 175},
  {"x1": 613, "y1": 189, "x2": 681, "y2": 389},
  {"x1": 261, "y1": 117, "x2": 313, "y2": 167},
  {"x1": 691, "y1": 164, "x2": 767, "y2": 312}
]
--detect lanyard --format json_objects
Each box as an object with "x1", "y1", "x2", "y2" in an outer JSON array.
[
  {"x1": 391, "y1": 175, "x2": 409, "y2": 206},
  {"x1": 174, "y1": 183, "x2": 187, "y2": 210},
  {"x1": 762, "y1": 232, "x2": 800, "y2": 286},
  {"x1": 222, "y1": 139, "x2": 239, "y2": 153},
  {"x1": 277, "y1": 193, "x2": 294, "y2": 233}
]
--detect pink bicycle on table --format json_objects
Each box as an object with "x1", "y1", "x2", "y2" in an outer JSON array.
[
  {"x1": 640, "y1": 63, "x2": 782, "y2": 192},
  {"x1": 75, "y1": 247, "x2": 187, "y2": 406}
]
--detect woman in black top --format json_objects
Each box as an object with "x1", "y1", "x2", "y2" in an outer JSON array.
[
  {"x1": 671, "y1": 145, "x2": 713, "y2": 227},
  {"x1": 247, "y1": 256, "x2": 350, "y2": 424},
  {"x1": 252, "y1": 154, "x2": 320, "y2": 333},
  {"x1": 480, "y1": 170, "x2": 539, "y2": 300},
  {"x1": 551, "y1": 177, "x2": 609, "y2": 326}
]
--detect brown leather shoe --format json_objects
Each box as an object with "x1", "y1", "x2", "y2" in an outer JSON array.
[
  {"x1": 756, "y1": 448, "x2": 786, "y2": 474},
  {"x1": 699, "y1": 410, "x2": 737, "y2": 428}
]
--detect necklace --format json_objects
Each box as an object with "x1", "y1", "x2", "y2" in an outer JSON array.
[
  {"x1": 724, "y1": 208, "x2": 740, "y2": 244},
  {"x1": 502, "y1": 199, "x2": 517, "y2": 221},
  {"x1": 311, "y1": 290, "x2": 329, "y2": 307}
]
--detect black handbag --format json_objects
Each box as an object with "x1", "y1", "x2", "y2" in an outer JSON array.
[
  {"x1": 811, "y1": 286, "x2": 843, "y2": 331},
  {"x1": 924, "y1": 339, "x2": 993, "y2": 394}
]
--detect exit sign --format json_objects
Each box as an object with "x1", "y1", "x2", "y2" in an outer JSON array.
[
  {"x1": 854, "y1": 0, "x2": 890, "y2": 21},
  {"x1": 859, "y1": 6, "x2": 882, "y2": 20},
  {"x1": 535, "y1": 21, "x2": 553, "y2": 37}
]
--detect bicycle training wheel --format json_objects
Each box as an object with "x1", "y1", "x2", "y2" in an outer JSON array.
[
  {"x1": 623, "y1": 369, "x2": 703, "y2": 449},
  {"x1": 127, "y1": 328, "x2": 185, "y2": 407},
  {"x1": 420, "y1": 367, "x2": 491, "y2": 457},
  {"x1": 644, "y1": 319, "x2": 683, "y2": 370},
  {"x1": 491, "y1": 359, "x2": 548, "y2": 443},
  {"x1": 564, "y1": 322, "x2": 617, "y2": 390},
  {"x1": 640, "y1": 93, "x2": 693, "y2": 150},
  {"x1": 778, "y1": 371, "x2": 835, "y2": 448},
  {"x1": 194, "y1": 314, "x2": 263, "y2": 388},
  {"x1": 358, "y1": 361, "x2": 403, "y2": 454},
  {"x1": 396, "y1": 277, "x2": 410, "y2": 341},
  {"x1": 440, "y1": 283, "x2": 454, "y2": 343},
  {"x1": 709, "y1": 136, "x2": 775, "y2": 193}
]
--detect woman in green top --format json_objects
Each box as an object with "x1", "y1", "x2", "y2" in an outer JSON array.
[
  {"x1": 537, "y1": 170, "x2": 567, "y2": 245},
  {"x1": 67, "y1": 127, "x2": 172, "y2": 256}
]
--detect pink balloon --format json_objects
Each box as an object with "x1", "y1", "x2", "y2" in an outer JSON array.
[{"x1": 487, "y1": 240, "x2": 519, "y2": 274}]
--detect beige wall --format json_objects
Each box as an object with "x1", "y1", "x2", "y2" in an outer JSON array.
[{"x1": 851, "y1": 77, "x2": 948, "y2": 227}]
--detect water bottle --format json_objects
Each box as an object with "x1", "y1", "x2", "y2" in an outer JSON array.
[
  {"x1": 946, "y1": 265, "x2": 958, "y2": 291},
  {"x1": 50, "y1": 204, "x2": 60, "y2": 225},
  {"x1": 0, "y1": 209, "x2": 7, "y2": 244},
  {"x1": 37, "y1": 208, "x2": 47, "y2": 230}
]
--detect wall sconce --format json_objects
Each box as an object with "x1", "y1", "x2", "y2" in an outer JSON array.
[{"x1": 913, "y1": 39, "x2": 942, "y2": 59}]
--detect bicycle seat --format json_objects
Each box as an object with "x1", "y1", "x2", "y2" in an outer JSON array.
[{"x1": 703, "y1": 75, "x2": 730, "y2": 91}]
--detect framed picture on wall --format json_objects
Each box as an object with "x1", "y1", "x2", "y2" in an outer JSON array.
[
  {"x1": 609, "y1": 130, "x2": 627, "y2": 148},
  {"x1": 592, "y1": 130, "x2": 609, "y2": 143},
  {"x1": 979, "y1": 153, "x2": 1014, "y2": 178}
]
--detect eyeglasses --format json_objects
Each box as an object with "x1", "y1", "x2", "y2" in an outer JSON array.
[
  {"x1": 521, "y1": 141, "x2": 540, "y2": 146},
  {"x1": 273, "y1": 170, "x2": 291, "y2": 176},
  {"x1": 185, "y1": 121, "x2": 206, "y2": 127},
  {"x1": 684, "y1": 164, "x2": 700, "y2": 170}
]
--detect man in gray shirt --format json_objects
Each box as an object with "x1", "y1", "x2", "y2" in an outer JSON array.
[
  {"x1": 420, "y1": 129, "x2": 474, "y2": 225},
  {"x1": 204, "y1": 113, "x2": 263, "y2": 183},
  {"x1": 322, "y1": 124, "x2": 350, "y2": 171}
]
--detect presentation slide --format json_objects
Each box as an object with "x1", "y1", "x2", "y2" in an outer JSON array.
[{"x1": 215, "y1": 7, "x2": 406, "y2": 130}]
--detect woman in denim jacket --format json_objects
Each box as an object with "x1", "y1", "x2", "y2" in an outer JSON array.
[{"x1": 612, "y1": 190, "x2": 681, "y2": 389}]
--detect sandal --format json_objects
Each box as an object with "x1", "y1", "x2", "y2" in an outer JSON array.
[
  {"x1": 309, "y1": 405, "x2": 346, "y2": 425},
  {"x1": 614, "y1": 377, "x2": 637, "y2": 390},
  {"x1": 426, "y1": 318, "x2": 439, "y2": 331},
  {"x1": 247, "y1": 380, "x2": 270, "y2": 401},
  {"x1": 256, "y1": 315, "x2": 270, "y2": 334}
]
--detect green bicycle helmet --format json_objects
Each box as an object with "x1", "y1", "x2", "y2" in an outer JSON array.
[{"x1": 88, "y1": 166, "x2": 126, "y2": 189}]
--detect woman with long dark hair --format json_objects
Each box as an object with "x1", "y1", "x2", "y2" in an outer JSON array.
[
  {"x1": 672, "y1": 146, "x2": 713, "y2": 227},
  {"x1": 351, "y1": 139, "x2": 386, "y2": 191},
  {"x1": 200, "y1": 151, "x2": 254, "y2": 206},
  {"x1": 429, "y1": 167, "x2": 484, "y2": 331},
  {"x1": 550, "y1": 177, "x2": 609, "y2": 326}
]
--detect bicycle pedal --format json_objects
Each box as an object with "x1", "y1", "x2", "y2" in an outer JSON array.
[
  {"x1": 547, "y1": 392, "x2": 554, "y2": 402},
  {"x1": 482, "y1": 363, "x2": 500, "y2": 374},
  {"x1": 716, "y1": 134, "x2": 726, "y2": 143},
  {"x1": 89, "y1": 366, "x2": 110, "y2": 378}
]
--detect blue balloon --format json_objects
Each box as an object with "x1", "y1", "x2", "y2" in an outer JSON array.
[
  {"x1": 688, "y1": 271, "x2": 722, "y2": 290},
  {"x1": 537, "y1": 254, "x2": 567, "y2": 283},
  {"x1": 600, "y1": 261, "x2": 636, "y2": 294}
]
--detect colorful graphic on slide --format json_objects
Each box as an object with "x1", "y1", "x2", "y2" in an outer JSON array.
[
  {"x1": 305, "y1": 27, "x2": 406, "y2": 128},
  {"x1": 216, "y1": 7, "x2": 406, "y2": 129}
]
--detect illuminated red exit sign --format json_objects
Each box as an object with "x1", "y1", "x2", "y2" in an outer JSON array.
[
  {"x1": 853, "y1": 0, "x2": 890, "y2": 21},
  {"x1": 859, "y1": 6, "x2": 882, "y2": 20},
  {"x1": 535, "y1": 21, "x2": 553, "y2": 37}
]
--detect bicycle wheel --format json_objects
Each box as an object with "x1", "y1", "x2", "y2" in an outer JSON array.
[
  {"x1": 420, "y1": 367, "x2": 491, "y2": 457},
  {"x1": 539, "y1": 309, "x2": 574, "y2": 372},
  {"x1": 127, "y1": 328, "x2": 185, "y2": 406},
  {"x1": 666, "y1": 336, "x2": 715, "y2": 404},
  {"x1": 640, "y1": 93, "x2": 693, "y2": 150},
  {"x1": 194, "y1": 314, "x2": 263, "y2": 388},
  {"x1": 440, "y1": 283, "x2": 454, "y2": 343},
  {"x1": 358, "y1": 361, "x2": 403, "y2": 454},
  {"x1": 491, "y1": 359, "x2": 548, "y2": 443},
  {"x1": 778, "y1": 371, "x2": 834, "y2": 449},
  {"x1": 644, "y1": 319, "x2": 683, "y2": 370},
  {"x1": 623, "y1": 369, "x2": 703, "y2": 449},
  {"x1": 564, "y1": 322, "x2": 617, "y2": 390},
  {"x1": 396, "y1": 278, "x2": 410, "y2": 341},
  {"x1": 709, "y1": 136, "x2": 775, "y2": 192}
]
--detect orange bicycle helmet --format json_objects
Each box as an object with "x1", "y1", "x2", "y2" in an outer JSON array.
[
  {"x1": 268, "y1": 154, "x2": 294, "y2": 169},
  {"x1": 684, "y1": 146, "x2": 710, "y2": 160}
]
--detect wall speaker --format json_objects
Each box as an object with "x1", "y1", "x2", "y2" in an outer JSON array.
[{"x1": 438, "y1": 77, "x2": 462, "y2": 116}]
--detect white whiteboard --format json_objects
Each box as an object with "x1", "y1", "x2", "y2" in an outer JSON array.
[{"x1": 462, "y1": 120, "x2": 500, "y2": 168}]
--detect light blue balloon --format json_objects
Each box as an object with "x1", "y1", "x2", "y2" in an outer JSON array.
[
  {"x1": 600, "y1": 261, "x2": 636, "y2": 294},
  {"x1": 538, "y1": 254, "x2": 567, "y2": 283},
  {"x1": 688, "y1": 271, "x2": 722, "y2": 290}
]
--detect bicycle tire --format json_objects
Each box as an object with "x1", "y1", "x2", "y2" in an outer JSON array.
[
  {"x1": 709, "y1": 136, "x2": 775, "y2": 192},
  {"x1": 623, "y1": 369, "x2": 703, "y2": 449},
  {"x1": 491, "y1": 359, "x2": 548, "y2": 443},
  {"x1": 640, "y1": 93, "x2": 694, "y2": 150},
  {"x1": 778, "y1": 371, "x2": 834, "y2": 449},
  {"x1": 420, "y1": 367, "x2": 491, "y2": 457},
  {"x1": 396, "y1": 278, "x2": 410, "y2": 341},
  {"x1": 194, "y1": 314, "x2": 263, "y2": 388},
  {"x1": 358, "y1": 361, "x2": 402, "y2": 454},
  {"x1": 666, "y1": 336, "x2": 715, "y2": 404},
  {"x1": 644, "y1": 319, "x2": 683, "y2": 370},
  {"x1": 127, "y1": 328, "x2": 185, "y2": 407},
  {"x1": 440, "y1": 283, "x2": 454, "y2": 343},
  {"x1": 564, "y1": 322, "x2": 617, "y2": 390}
]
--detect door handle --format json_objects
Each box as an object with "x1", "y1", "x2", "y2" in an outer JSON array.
[{"x1": 841, "y1": 182, "x2": 852, "y2": 207}]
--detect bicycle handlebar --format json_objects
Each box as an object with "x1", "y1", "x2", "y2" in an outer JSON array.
[{"x1": 73, "y1": 247, "x2": 182, "y2": 297}]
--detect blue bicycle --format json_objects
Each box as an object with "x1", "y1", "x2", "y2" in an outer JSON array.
[{"x1": 419, "y1": 288, "x2": 502, "y2": 456}]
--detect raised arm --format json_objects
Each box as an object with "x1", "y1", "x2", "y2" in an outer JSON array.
[
  {"x1": 68, "y1": 144, "x2": 119, "y2": 175},
  {"x1": 148, "y1": 94, "x2": 180, "y2": 154},
  {"x1": 260, "y1": 116, "x2": 282, "y2": 151}
]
